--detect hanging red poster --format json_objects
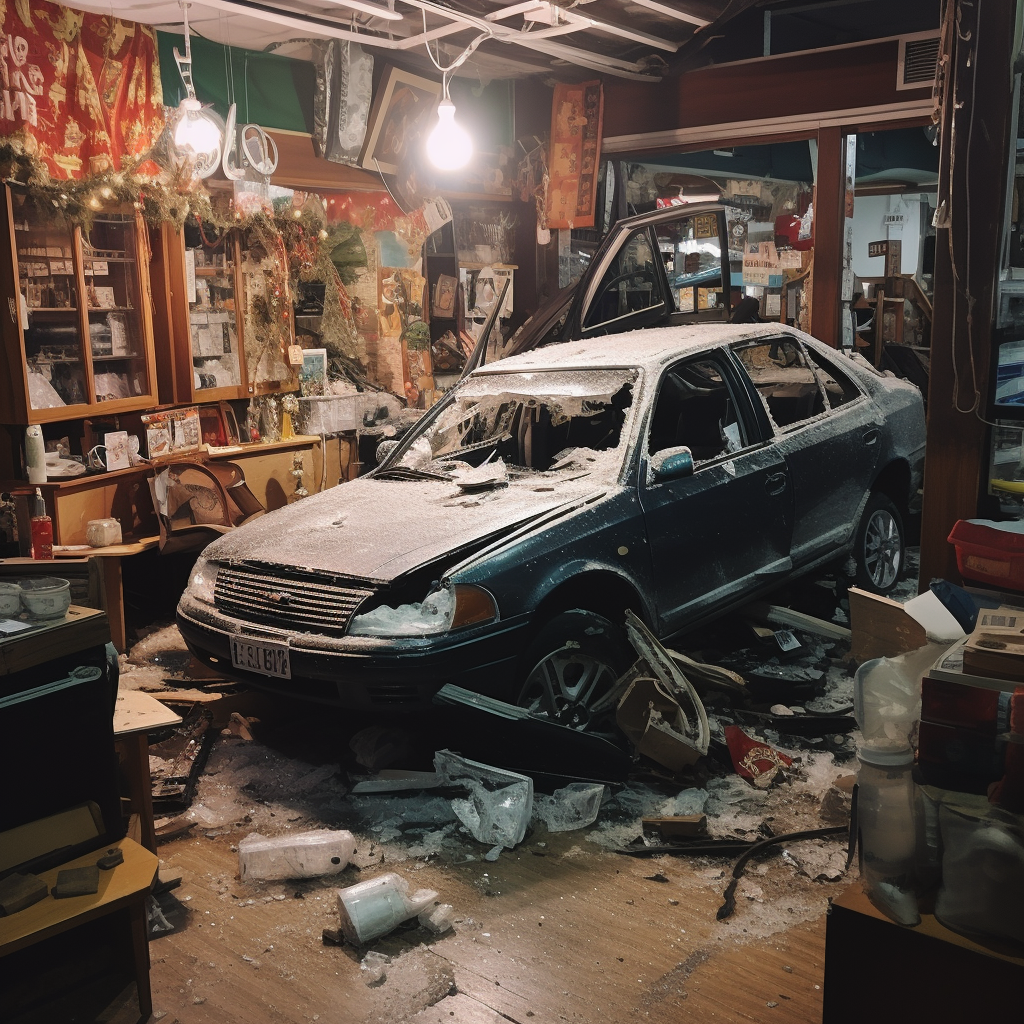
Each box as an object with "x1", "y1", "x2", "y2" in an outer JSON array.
[
  {"x1": 0, "y1": 1, "x2": 163, "y2": 179},
  {"x1": 545, "y1": 79, "x2": 603, "y2": 230}
]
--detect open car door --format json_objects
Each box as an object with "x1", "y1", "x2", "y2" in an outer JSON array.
[
  {"x1": 568, "y1": 202, "x2": 733, "y2": 340},
  {"x1": 467, "y1": 202, "x2": 734, "y2": 375}
]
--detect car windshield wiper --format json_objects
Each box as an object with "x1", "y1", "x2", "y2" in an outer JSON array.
[{"x1": 374, "y1": 466, "x2": 452, "y2": 482}]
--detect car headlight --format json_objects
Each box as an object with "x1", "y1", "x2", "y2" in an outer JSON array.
[
  {"x1": 348, "y1": 584, "x2": 497, "y2": 637},
  {"x1": 188, "y1": 559, "x2": 219, "y2": 606}
]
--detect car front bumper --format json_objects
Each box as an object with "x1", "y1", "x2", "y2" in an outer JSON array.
[{"x1": 177, "y1": 596, "x2": 532, "y2": 710}]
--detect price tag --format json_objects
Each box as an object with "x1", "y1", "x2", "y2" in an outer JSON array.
[{"x1": 287, "y1": 344, "x2": 304, "y2": 367}]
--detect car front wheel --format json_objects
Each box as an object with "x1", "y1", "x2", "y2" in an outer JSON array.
[
  {"x1": 853, "y1": 492, "x2": 905, "y2": 595},
  {"x1": 516, "y1": 609, "x2": 633, "y2": 734}
]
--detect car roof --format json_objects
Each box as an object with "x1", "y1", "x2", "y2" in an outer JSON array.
[{"x1": 473, "y1": 322, "x2": 797, "y2": 376}]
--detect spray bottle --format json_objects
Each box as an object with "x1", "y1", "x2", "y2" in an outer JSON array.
[{"x1": 30, "y1": 487, "x2": 52, "y2": 560}]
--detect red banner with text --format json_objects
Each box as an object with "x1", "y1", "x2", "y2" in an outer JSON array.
[{"x1": 0, "y1": 1, "x2": 163, "y2": 179}]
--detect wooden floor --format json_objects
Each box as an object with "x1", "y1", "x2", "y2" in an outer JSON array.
[{"x1": 148, "y1": 826, "x2": 833, "y2": 1023}]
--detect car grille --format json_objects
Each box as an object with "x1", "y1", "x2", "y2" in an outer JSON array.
[{"x1": 214, "y1": 563, "x2": 375, "y2": 636}]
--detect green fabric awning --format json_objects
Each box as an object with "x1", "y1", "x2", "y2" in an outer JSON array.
[{"x1": 158, "y1": 31, "x2": 315, "y2": 134}]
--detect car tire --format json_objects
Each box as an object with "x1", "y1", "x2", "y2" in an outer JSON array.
[
  {"x1": 516, "y1": 609, "x2": 634, "y2": 734},
  {"x1": 853, "y1": 492, "x2": 905, "y2": 595}
]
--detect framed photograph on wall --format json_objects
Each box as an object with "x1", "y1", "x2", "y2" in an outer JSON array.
[
  {"x1": 360, "y1": 66, "x2": 443, "y2": 175},
  {"x1": 299, "y1": 348, "x2": 328, "y2": 388}
]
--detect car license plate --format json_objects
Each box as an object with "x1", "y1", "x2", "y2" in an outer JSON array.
[{"x1": 230, "y1": 638, "x2": 291, "y2": 679}]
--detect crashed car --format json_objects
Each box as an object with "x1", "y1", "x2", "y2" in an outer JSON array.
[{"x1": 178, "y1": 323, "x2": 925, "y2": 720}]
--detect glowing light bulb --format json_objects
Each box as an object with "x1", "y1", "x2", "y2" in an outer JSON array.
[
  {"x1": 173, "y1": 97, "x2": 222, "y2": 156},
  {"x1": 426, "y1": 99, "x2": 472, "y2": 171}
]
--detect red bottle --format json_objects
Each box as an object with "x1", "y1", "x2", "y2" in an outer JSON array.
[{"x1": 30, "y1": 487, "x2": 52, "y2": 560}]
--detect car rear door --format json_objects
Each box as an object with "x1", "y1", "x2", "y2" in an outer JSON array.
[
  {"x1": 638, "y1": 349, "x2": 793, "y2": 638},
  {"x1": 729, "y1": 334, "x2": 882, "y2": 568}
]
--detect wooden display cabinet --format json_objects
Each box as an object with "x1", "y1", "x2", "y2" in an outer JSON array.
[
  {"x1": 150, "y1": 221, "x2": 250, "y2": 404},
  {"x1": 151, "y1": 221, "x2": 298, "y2": 405},
  {"x1": 0, "y1": 186, "x2": 159, "y2": 424}
]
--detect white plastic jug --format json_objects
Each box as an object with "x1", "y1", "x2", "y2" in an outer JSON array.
[
  {"x1": 238, "y1": 829, "x2": 356, "y2": 881},
  {"x1": 337, "y1": 872, "x2": 438, "y2": 945}
]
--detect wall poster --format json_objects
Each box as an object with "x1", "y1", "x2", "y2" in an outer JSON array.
[{"x1": 545, "y1": 80, "x2": 603, "y2": 230}]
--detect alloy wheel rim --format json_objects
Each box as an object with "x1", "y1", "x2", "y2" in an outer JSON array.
[
  {"x1": 863, "y1": 509, "x2": 901, "y2": 590},
  {"x1": 520, "y1": 646, "x2": 619, "y2": 732}
]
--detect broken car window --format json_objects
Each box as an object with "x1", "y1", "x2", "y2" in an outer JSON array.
[
  {"x1": 648, "y1": 356, "x2": 745, "y2": 463},
  {"x1": 582, "y1": 228, "x2": 665, "y2": 333},
  {"x1": 397, "y1": 369, "x2": 639, "y2": 478},
  {"x1": 803, "y1": 348, "x2": 863, "y2": 409},
  {"x1": 732, "y1": 338, "x2": 827, "y2": 430},
  {"x1": 655, "y1": 213, "x2": 724, "y2": 314}
]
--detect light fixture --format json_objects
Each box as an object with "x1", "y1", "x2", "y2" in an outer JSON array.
[
  {"x1": 172, "y1": 3, "x2": 223, "y2": 178},
  {"x1": 427, "y1": 98, "x2": 472, "y2": 171},
  {"x1": 423, "y1": 22, "x2": 491, "y2": 172}
]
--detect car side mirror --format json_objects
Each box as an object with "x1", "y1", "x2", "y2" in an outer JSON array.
[
  {"x1": 650, "y1": 446, "x2": 694, "y2": 482},
  {"x1": 375, "y1": 439, "x2": 399, "y2": 465}
]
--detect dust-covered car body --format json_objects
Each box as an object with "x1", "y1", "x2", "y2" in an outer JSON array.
[{"x1": 178, "y1": 323, "x2": 925, "y2": 711}]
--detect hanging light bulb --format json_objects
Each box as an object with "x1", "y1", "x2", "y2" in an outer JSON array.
[
  {"x1": 427, "y1": 98, "x2": 472, "y2": 171},
  {"x1": 172, "y1": 3, "x2": 223, "y2": 178},
  {"x1": 174, "y1": 97, "x2": 222, "y2": 153}
]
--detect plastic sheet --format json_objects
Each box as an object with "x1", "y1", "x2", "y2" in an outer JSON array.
[{"x1": 433, "y1": 749, "x2": 533, "y2": 849}]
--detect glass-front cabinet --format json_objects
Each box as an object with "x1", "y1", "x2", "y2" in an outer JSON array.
[
  {"x1": 0, "y1": 185, "x2": 158, "y2": 424},
  {"x1": 151, "y1": 220, "x2": 251, "y2": 404}
]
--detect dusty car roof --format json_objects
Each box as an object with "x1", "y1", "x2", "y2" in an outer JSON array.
[{"x1": 474, "y1": 323, "x2": 793, "y2": 376}]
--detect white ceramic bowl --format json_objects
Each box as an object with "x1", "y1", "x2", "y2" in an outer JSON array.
[
  {"x1": 20, "y1": 577, "x2": 71, "y2": 619},
  {"x1": 0, "y1": 580, "x2": 22, "y2": 617}
]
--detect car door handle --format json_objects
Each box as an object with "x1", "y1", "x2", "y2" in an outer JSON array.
[
  {"x1": 765, "y1": 472, "x2": 788, "y2": 496},
  {"x1": 863, "y1": 428, "x2": 880, "y2": 446}
]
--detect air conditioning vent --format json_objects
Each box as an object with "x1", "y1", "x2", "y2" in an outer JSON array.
[{"x1": 897, "y1": 33, "x2": 940, "y2": 90}]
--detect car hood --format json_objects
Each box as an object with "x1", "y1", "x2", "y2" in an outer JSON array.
[{"x1": 204, "y1": 474, "x2": 609, "y2": 582}]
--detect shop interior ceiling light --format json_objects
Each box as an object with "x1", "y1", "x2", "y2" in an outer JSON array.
[
  {"x1": 172, "y1": 2, "x2": 223, "y2": 178},
  {"x1": 424, "y1": 21, "x2": 490, "y2": 172}
]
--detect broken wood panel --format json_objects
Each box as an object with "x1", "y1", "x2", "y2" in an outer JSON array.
[{"x1": 847, "y1": 586, "x2": 927, "y2": 663}]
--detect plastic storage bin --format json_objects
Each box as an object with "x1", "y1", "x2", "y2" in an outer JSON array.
[
  {"x1": 948, "y1": 518, "x2": 1024, "y2": 590},
  {"x1": 298, "y1": 394, "x2": 367, "y2": 434}
]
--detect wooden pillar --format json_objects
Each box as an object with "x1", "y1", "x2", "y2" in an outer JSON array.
[
  {"x1": 510, "y1": 77, "x2": 555, "y2": 333},
  {"x1": 810, "y1": 126, "x2": 845, "y2": 348},
  {"x1": 918, "y1": 0, "x2": 1017, "y2": 589}
]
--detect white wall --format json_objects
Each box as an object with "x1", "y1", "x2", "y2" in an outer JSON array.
[{"x1": 851, "y1": 194, "x2": 926, "y2": 280}]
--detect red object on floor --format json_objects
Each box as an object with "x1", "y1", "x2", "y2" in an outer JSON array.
[{"x1": 724, "y1": 725, "x2": 793, "y2": 788}]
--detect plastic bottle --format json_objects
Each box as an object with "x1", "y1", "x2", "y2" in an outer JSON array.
[
  {"x1": 30, "y1": 487, "x2": 52, "y2": 560},
  {"x1": 857, "y1": 747, "x2": 920, "y2": 925},
  {"x1": 336, "y1": 872, "x2": 438, "y2": 945},
  {"x1": 24, "y1": 425, "x2": 45, "y2": 485},
  {"x1": 237, "y1": 829, "x2": 356, "y2": 881}
]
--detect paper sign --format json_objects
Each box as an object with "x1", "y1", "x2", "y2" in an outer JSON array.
[{"x1": 185, "y1": 249, "x2": 197, "y2": 305}]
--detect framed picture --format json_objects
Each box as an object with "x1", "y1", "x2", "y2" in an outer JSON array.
[
  {"x1": 300, "y1": 347, "x2": 328, "y2": 386},
  {"x1": 360, "y1": 66, "x2": 442, "y2": 175}
]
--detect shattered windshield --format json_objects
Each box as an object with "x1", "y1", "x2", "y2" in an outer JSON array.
[{"x1": 395, "y1": 368, "x2": 639, "y2": 481}]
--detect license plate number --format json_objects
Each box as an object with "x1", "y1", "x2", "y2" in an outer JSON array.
[{"x1": 230, "y1": 638, "x2": 291, "y2": 679}]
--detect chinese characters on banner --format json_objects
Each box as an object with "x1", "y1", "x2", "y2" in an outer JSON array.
[
  {"x1": 0, "y1": 1, "x2": 163, "y2": 178},
  {"x1": 545, "y1": 80, "x2": 603, "y2": 230}
]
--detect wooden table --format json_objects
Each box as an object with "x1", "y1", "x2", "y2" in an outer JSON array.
[
  {"x1": 38, "y1": 537, "x2": 160, "y2": 653},
  {"x1": 114, "y1": 690, "x2": 181, "y2": 854},
  {"x1": 0, "y1": 838, "x2": 158, "y2": 1022},
  {"x1": 823, "y1": 882, "x2": 1024, "y2": 1021}
]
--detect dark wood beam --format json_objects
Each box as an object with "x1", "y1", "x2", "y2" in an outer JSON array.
[
  {"x1": 811, "y1": 126, "x2": 844, "y2": 347},
  {"x1": 919, "y1": 0, "x2": 1017, "y2": 589}
]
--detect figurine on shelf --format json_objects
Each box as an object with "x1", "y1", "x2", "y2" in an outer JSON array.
[
  {"x1": 291, "y1": 452, "x2": 309, "y2": 500},
  {"x1": 281, "y1": 393, "x2": 298, "y2": 441},
  {"x1": 261, "y1": 395, "x2": 281, "y2": 442}
]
